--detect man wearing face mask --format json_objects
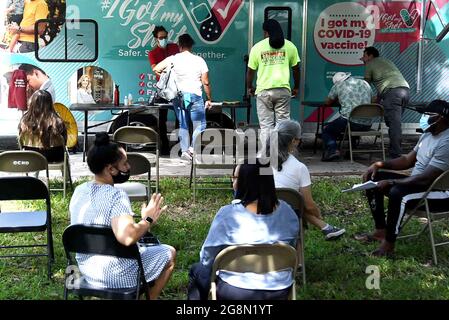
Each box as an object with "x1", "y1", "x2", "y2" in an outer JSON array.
[
  {"x1": 148, "y1": 26, "x2": 180, "y2": 155},
  {"x1": 355, "y1": 99, "x2": 449, "y2": 257}
]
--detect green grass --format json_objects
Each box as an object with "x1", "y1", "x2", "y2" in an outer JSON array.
[{"x1": 1, "y1": 176, "x2": 449, "y2": 299}]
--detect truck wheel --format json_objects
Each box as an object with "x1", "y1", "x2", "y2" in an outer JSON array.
[
  {"x1": 206, "y1": 112, "x2": 235, "y2": 129},
  {"x1": 110, "y1": 113, "x2": 158, "y2": 133}
]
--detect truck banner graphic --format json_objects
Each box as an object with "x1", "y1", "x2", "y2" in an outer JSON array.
[{"x1": 180, "y1": 0, "x2": 245, "y2": 44}]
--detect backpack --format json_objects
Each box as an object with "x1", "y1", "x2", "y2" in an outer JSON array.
[{"x1": 155, "y1": 63, "x2": 181, "y2": 102}]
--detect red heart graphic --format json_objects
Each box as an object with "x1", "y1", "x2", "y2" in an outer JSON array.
[
  {"x1": 139, "y1": 82, "x2": 145, "y2": 87},
  {"x1": 213, "y1": 0, "x2": 244, "y2": 31},
  {"x1": 139, "y1": 73, "x2": 145, "y2": 80},
  {"x1": 139, "y1": 89, "x2": 145, "y2": 95}
]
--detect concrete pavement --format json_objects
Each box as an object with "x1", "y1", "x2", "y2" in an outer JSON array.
[
  {"x1": 0, "y1": 132, "x2": 420, "y2": 181},
  {"x1": 63, "y1": 149, "x2": 369, "y2": 182}
]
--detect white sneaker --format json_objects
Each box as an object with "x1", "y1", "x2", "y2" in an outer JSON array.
[
  {"x1": 322, "y1": 226, "x2": 346, "y2": 240},
  {"x1": 181, "y1": 151, "x2": 192, "y2": 161}
]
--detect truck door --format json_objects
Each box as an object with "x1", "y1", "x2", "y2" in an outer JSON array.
[{"x1": 249, "y1": 0, "x2": 303, "y2": 122}]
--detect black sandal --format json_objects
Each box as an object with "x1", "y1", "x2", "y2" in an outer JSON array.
[
  {"x1": 371, "y1": 247, "x2": 394, "y2": 258},
  {"x1": 353, "y1": 232, "x2": 382, "y2": 243}
]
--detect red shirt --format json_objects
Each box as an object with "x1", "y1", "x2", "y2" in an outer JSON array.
[
  {"x1": 8, "y1": 69, "x2": 27, "y2": 111},
  {"x1": 148, "y1": 43, "x2": 179, "y2": 80}
]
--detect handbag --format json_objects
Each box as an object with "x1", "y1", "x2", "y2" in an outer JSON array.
[{"x1": 155, "y1": 63, "x2": 182, "y2": 102}]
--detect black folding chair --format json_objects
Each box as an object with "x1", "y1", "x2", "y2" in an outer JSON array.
[
  {"x1": 0, "y1": 176, "x2": 54, "y2": 279},
  {"x1": 62, "y1": 224, "x2": 150, "y2": 300}
]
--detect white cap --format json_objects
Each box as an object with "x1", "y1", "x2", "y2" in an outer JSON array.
[{"x1": 332, "y1": 72, "x2": 351, "y2": 84}]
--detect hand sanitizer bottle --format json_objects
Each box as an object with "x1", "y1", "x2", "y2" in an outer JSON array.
[
  {"x1": 124, "y1": 96, "x2": 128, "y2": 106},
  {"x1": 128, "y1": 93, "x2": 133, "y2": 105}
]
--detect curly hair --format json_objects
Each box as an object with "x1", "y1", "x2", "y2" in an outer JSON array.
[{"x1": 19, "y1": 90, "x2": 67, "y2": 149}]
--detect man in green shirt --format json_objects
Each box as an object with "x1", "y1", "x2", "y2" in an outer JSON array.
[
  {"x1": 362, "y1": 46, "x2": 410, "y2": 159},
  {"x1": 246, "y1": 19, "x2": 300, "y2": 149}
]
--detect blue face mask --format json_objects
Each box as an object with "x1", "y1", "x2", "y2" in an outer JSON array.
[
  {"x1": 159, "y1": 39, "x2": 167, "y2": 48},
  {"x1": 419, "y1": 114, "x2": 431, "y2": 132},
  {"x1": 420, "y1": 114, "x2": 441, "y2": 132}
]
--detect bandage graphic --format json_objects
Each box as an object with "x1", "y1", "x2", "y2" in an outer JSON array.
[
  {"x1": 400, "y1": 9, "x2": 414, "y2": 27},
  {"x1": 180, "y1": 0, "x2": 244, "y2": 43}
]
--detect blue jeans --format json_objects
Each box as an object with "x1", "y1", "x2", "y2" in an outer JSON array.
[
  {"x1": 173, "y1": 93, "x2": 206, "y2": 152},
  {"x1": 322, "y1": 116, "x2": 371, "y2": 153}
]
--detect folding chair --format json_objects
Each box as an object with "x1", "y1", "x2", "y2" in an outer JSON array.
[
  {"x1": 398, "y1": 169, "x2": 449, "y2": 265},
  {"x1": 0, "y1": 150, "x2": 49, "y2": 184},
  {"x1": 62, "y1": 224, "x2": 150, "y2": 300},
  {"x1": 113, "y1": 126, "x2": 159, "y2": 193},
  {"x1": 0, "y1": 176, "x2": 54, "y2": 279},
  {"x1": 275, "y1": 188, "x2": 306, "y2": 286},
  {"x1": 189, "y1": 128, "x2": 244, "y2": 202},
  {"x1": 115, "y1": 153, "x2": 152, "y2": 202},
  {"x1": 341, "y1": 103, "x2": 386, "y2": 163},
  {"x1": 18, "y1": 135, "x2": 73, "y2": 197},
  {"x1": 47, "y1": 147, "x2": 73, "y2": 198},
  {"x1": 209, "y1": 243, "x2": 298, "y2": 300}
]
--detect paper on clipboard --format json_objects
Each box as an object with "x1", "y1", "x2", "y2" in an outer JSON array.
[{"x1": 342, "y1": 181, "x2": 378, "y2": 193}]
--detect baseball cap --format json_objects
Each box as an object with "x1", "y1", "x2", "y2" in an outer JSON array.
[
  {"x1": 420, "y1": 100, "x2": 449, "y2": 118},
  {"x1": 332, "y1": 72, "x2": 351, "y2": 84}
]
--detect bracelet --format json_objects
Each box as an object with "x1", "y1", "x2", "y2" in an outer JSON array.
[{"x1": 18, "y1": 26, "x2": 22, "y2": 33}]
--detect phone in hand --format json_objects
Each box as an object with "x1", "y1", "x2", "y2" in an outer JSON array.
[{"x1": 138, "y1": 232, "x2": 161, "y2": 246}]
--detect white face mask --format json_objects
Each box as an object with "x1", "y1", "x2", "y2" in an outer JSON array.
[{"x1": 159, "y1": 38, "x2": 167, "y2": 48}]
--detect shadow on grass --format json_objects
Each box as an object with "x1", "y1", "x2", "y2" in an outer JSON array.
[{"x1": 1, "y1": 176, "x2": 449, "y2": 299}]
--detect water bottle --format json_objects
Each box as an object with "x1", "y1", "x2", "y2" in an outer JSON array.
[
  {"x1": 128, "y1": 93, "x2": 133, "y2": 105},
  {"x1": 114, "y1": 84, "x2": 120, "y2": 106},
  {"x1": 124, "y1": 96, "x2": 128, "y2": 106}
]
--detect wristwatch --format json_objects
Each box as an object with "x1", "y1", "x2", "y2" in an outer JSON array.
[
  {"x1": 18, "y1": 26, "x2": 22, "y2": 33},
  {"x1": 143, "y1": 216, "x2": 154, "y2": 225}
]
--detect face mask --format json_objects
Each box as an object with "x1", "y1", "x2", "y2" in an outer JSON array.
[
  {"x1": 420, "y1": 114, "x2": 441, "y2": 132},
  {"x1": 112, "y1": 167, "x2": 130, "y2": 184},
  {"x1": 427, "y1": 115, "x2": 442, "y2": 133},
  {"x1": 159, "y1": 39, "x2": 167, "y2": 48},
  {"x1": 419, "y1": 114, "x2": 431, "y2": 132}
]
